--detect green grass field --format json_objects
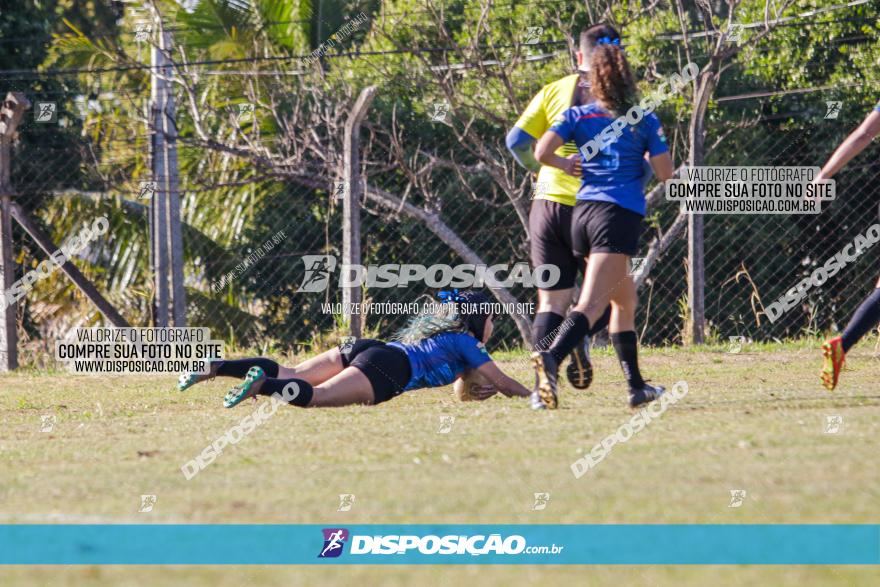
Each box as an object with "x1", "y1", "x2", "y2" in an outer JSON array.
[{"x1": 1, "y1": 340, "x2": 879, "y2": 585}]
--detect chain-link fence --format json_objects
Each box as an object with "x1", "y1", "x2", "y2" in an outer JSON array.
[{"x1": 4, "y1": 58, "x2": 879, "y2": 365}]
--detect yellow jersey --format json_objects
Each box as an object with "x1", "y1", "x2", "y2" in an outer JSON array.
[{"x1": 514, "y1": 74, "x2": 581, "y2": 206}]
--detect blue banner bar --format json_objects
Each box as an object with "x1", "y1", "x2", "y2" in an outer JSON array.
[{"x1": 1, "y1": 525, "x2": 877, "y2": 565}]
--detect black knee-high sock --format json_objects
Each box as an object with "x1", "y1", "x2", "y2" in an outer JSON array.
[
  {"x1": 532, "y1": 312, "x2": 565, "y2": 351},
  {"x1": 589, "y1": 305, "x2": 612, "y2": 336},
  {"x1": 547, "y1": 311, "x2": 590, "y2": 363},
  {"x1": 611, "y1": 331, "x2": 645, "y2": 389},
  {"x1": 841, "y1": 288, "x2": 880, "y2": 353},
  {"x1": 215, "y1": 358, "x2": 280, "y2": 378},
  {"x1": 257, "y1": 377, "x2": 313, "y2": 407}
]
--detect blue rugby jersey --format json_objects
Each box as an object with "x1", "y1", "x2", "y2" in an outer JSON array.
[
  {"x1": 388, "y1": 331, "x2": 492, "y2": 391},
  {"x1": 549, "y1": 103, "x2": 669, "y2": 216}
]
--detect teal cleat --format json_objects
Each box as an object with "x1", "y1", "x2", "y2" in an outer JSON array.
[
  {"x1": 223, "y1": 366, "x2": 266, "y2": 408},
  {"x1": 178, "y1": 360, "x2": 221, "y2": 392}
]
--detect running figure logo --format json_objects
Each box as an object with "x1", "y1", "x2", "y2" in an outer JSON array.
[
  {"x1": 236, "y1": 103, "x2": 255, "y2": 122},
  {"x1": 337, "y1": 494, "x2": 355, "y2": 512},
  {"x1": 532, "y1": 492, "x2": 550, "y2": 511},
  {"x1": 728, "y1": 489, "x2": 747, "y2": 508},
  {"x1": 35, "y1": 102, "x2": 57, "y2": 123},
  {"x1": 297, "y1": 255, "x2": 337, "y2": 293},
  {"x1": 726, "y1": 24, "x2": 743, "y2": 43},
  {"x1": 139, "y1": 494, "x2": 157, "y2": 513},
  {"x1": 40, "y1": 414, "x2": 56, "y2": 432},
  {"x1": 318, "y1": 528, "x2": 349, "y2": 558},
  {"x1": 429, "y1": 102, "x2": 449, "y2": 122},
  {"x1": 523, "y1": 26, "x2": 543, "y2": 45},
  {"x1": 824, "y1": 101, "x2": 842, "y2": 120},
  {"x1": 134, "y1": 22, "x2": 152, "y2": 42},
  {"x1": 339, "y1": 336, "x2": 356, "y2": 354},
  {"x1": 824, "y1": 414, "x2": 843, "y2": 434},
  {"x1": 727, "y1": 336, "x2": 747, "y2": 354},
  {"x1": 333, "y1": 181, "x2": 349, "y2": 201},
  {"x1": 628, "y1": 257, "x2": 646, "y2": 277},
  {"x1": 138, "y1": 181, "x2": 157, "y2": 200}
]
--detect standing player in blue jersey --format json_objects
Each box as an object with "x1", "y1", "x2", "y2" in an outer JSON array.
[
  {"x1": 817, "y1": 100, "x2": 880, "y2": 390},
  {"x1": 177, "y1": 291, "x2": 531, "y2": 407},
  {"x1": 506, "y1": 24, "x2": 625, "y2": 397},
  {"x1": 530, "y1": 36, "x2": 675, "y2": 409}
]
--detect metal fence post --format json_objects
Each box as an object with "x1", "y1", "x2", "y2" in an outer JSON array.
[
  {"x1": 157, "y1": 26, "x2": 187, "y2": 327},
  {"x1": 0, "y1": 92, "x2": 30, "y2": 371},
  {"x1": 342, "y1": 86, "x2": 377, "y2": 338}
]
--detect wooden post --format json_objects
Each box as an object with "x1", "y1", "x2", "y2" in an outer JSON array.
[
  {"x1": 0, "y1": 92, "x2": 30, "y2": 371},
  {"x1": 9, "y1": 203, "x2": 130, "y2": 328},
  {"x1": 157, "y1": 27, "x2": 186, "y2": 327},
  {"x1": 686, "y1": 71, "x2": 715, "y2": 345},
  {"x1": 342, "y1": 86, "x2": 377, "y2": 338}
]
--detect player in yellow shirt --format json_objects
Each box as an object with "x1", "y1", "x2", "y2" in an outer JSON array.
[{"x1": 506, "y1": 24, "x2": 622, "y2": 405}]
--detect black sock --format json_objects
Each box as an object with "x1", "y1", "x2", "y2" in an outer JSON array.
[
  {"x1": 611, "y1": 331, "x2": 645, "y2": 389},
  {"x1": 589, "y1": 305, "x2": 612, "y2": 336},
  {"x1": 841, "y1": 288, "x2": 880, "y2": 353},
  {"x1": 258, "y1": 377, "x2": 313, "y2": 407},
  {"x1": 547, "y1": 311, "x2": 590, "y2": 363},
  {"x1": 215, "y1": 358, "x2": 280, "y2": 378},
  {"x1": 532, "y1": 312, "x2": 565, "y2": 351}
]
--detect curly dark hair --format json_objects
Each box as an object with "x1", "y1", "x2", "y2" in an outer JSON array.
[
  {"x1": 579, "y1": 24, "x2": 637, "y2": 114},
  {"x1": 589, "y1": 45, "x2": 637, "y2": 114}
]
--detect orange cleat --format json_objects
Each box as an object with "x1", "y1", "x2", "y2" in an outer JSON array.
[{"x1": 821, "y1": 336, "x2": 845, "y2": 391}]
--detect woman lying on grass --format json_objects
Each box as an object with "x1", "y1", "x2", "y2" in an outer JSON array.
[{"x1": 178, "y1": 290, "x2": 531, "y2": 408}]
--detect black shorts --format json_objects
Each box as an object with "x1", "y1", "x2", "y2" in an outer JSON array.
[
  {"x1": 339, "y1": 339, "x2": 411, "y2": 404},
  {"x1": 571, "y1": 200, "x2": 643, "y2": 257},
  {"x1": 529, "y1": 199, "x2": 584, "y2": 290}
]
